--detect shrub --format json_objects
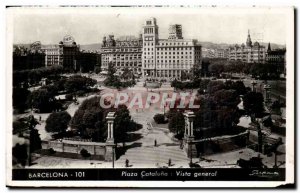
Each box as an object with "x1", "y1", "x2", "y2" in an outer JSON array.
[
  {"x1": 80, "y1": 148, "x2": 91, "y2": 158},
  {"x1": 65, "y1": 93, "x2": 73, "y2": 101},
  {"x1": 76, "y1": 90, "x2": 86, "y2": 97},
  {"x1": 153, "y1": 114, "x2": 165, "y2": 124},
  {"x1": 48, "y1": 148, "x2": 56, "y2": 155},
  {"x1": 94, "y1": 67, "x2": 101, "y2": 74}
]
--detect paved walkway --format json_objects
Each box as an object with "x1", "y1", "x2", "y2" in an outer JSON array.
[{"x1": 115, "y1": 109, "x2": 189, "y2": 168}]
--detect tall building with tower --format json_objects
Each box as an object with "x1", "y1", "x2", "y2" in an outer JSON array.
[
  {"x1": 142, "y1": 18, "x2": 202, "y2": 80},
  {"x1": 100, "y1": 17, "x2": 202, "y2": 80},
  {"x1": 42, "y1": 35, "x2": 80, "y2": 71},
  {"x1": 228, "y1": 30, "x2": 266, "y2": 63},
  {"x1": 266, "y1": 43, "x2": 286, "y2": 76},
  {"x1": 168, "y1": 24, "x2": 183, "y2": 40}
]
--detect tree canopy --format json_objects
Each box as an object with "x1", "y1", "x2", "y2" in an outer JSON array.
[
  {"x1": 70, "y1": 96, "x2": 137, "y2": 143},
  {"x1": 64, "y1": 75, "x2": 97, "y2": 93},
  {"x1": 243, "y1": 92, "x2": 265, "y2": 116},
  {"x1": 45, "y1": 111, "x2": 71, "y2": 133}
]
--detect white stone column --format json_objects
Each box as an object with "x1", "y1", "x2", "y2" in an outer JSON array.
[
  {"x1": 191, "y1": 121, "x2": 194, "y2": 136},
  {"x1": 187, "y1": 121, "x2": 190, "y2": 136},
  {"x1": 111, "y1": 122, "x2": 114, "y2": 139},
  {"x1": 108, "y1": 122, "x2": 111, "y2": 139}
]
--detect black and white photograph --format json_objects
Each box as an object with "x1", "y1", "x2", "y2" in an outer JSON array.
[{"x1": 5, "y1": 6, "x2": 295, "y2": 188}]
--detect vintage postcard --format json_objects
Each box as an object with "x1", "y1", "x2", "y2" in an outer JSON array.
[{"x1": 6, "y1": 6, "x2": 295, "y2": 188}]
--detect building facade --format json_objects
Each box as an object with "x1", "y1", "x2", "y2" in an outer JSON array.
[
  {"x1": 77, "y1": 51, "x2": 101, "y2": 73},
  {"x1": 229, "y1": 30, "x2": 266, "y2": 63},
  {"x1": 202, "y1": 48, "x2": 229, "y2": 59},
  {"x1": 100, "y1": 35, "x2": 143, "y2": 75},
  {"x1": 42, "y1": 35, "x2": 80, "y2": 71},
  {"x1": 266, "y1": 43, "x2": 286, "y2": 76},
  {"x1": 215, "y1": 49, "x2": 229, "y2": 59},
  {"x1": 142, "y1": 18, "x2": 202, "y2": 80},
  {"x1": 42, "y1": 45, "x2": 63, "y2": 67}
]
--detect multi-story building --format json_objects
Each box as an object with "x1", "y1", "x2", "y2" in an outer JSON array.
[
  {"x1": 42, "y1": 44, "x2": 63, "y2": 67},
  {"x1": 168, "y1": 24, "x2": 183, "y2": 40},
  {"x1": 202, "y1": 48, "x2": 215, "y2": 58},
  {"x1": 61, "y1": 35, "x2": 80, "y2": 71},
  {"x1": 142, "y1": 18, "x2": 202, "y2": 80},
  {"x1": 266, "y1": 43, "x2": 286, "y2": 76},
  {"x1": 215, "y1": 49, "x2": 229, "y2": 59},
  {"x1": 202, "y1": 48, "x2": 229, "y2": 59},
  {"x1": 100, "y1": 35, "x2": 143, "y2": 75},
  {"x1": 77, "y1": 50, "x2": 101, "y2": 73},
  {"x1": 229, "y1": 30, "x2": 266, "y2": 63},
  {"x1": 42, "y1": 35, "x2": 80, "y2": 71}
]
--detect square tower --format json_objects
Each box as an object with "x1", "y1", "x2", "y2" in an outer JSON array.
[{"x1": 142, "y1": 18, "x2": 159, "y2": 78}]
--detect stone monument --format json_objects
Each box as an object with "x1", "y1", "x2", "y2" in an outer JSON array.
[{"x1": 105, "y1": 112, "x2": 116, "y2": 162}]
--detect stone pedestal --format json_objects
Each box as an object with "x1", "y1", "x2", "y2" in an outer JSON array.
[
  {"x1": 183, "y1": 111, "x2": 197, "y2": 158},
  {"x1": 105, "y1": 112, "x2": 116, "y2": 162},
  {"x1": 185, "y1": 136, "x2": 197, "y2": 158},
  {"x1": 264, "y1": 84, "x2": 272, "y2": 104},
  {"x1": 105, "y1": 140, "x2": 116, "y2": 161}
]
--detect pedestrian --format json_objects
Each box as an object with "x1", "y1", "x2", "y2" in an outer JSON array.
[
  {"x1": 168, "y1": 159, "x2": 172, "y2": 167},
  {"x1": 154, "y1": 139, "x2": 157, "y2": 147},
  {"x1": 125, "y1": 159, "x2": 129, "y2": 167},
  {"x1": 39, "y1": 116, "x2": 41, "y2": 121}
]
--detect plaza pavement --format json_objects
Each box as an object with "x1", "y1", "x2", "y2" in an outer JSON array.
[{"x1": 25, "y1": 81, "x2": 286, "y2": 168}]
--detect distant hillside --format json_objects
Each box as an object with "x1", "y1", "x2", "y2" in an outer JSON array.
[
  {"x1": 80, "y1": 43, "x2": 101, "y2": 51},
  {"x1": 14, "y1": 41, "x2": 286, "y2": 51},
  {"x1": 199, "y1": 41, "x2": 286, "y2": 50}
]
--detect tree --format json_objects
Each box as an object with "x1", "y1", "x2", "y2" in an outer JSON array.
[
  {"x1": 243, "y1": 92, "x2": 264, "y2": 116},
  {"x1": 153, "y1": 114, "x2": 165, "y2": 124},
  {"x1": 198, "y1": 79, "x2": 210, "y2": 94},
  {"x1": 121, "y1": 67, "x2": 132, "y2": 80},
  {"x1": 114, "y1": 104, "x2": 132, "y2": 145},
  {"x1": 64, "y1": 75, "x2": 96, "y2": 93},
  {"x1": 213, "y1": 89, "x2": 240, "y2": 108},
  {"x1": 191, "y1": 64, "x2": 201, "y2": 81},
  {"x1": 70, "y1": 96, "x2": 136, "y2": 143},
  {"x1": 168, "y1": 111, "x2": 185, "y2": 139},
  {"x1": 13, "y1": 87, "x2": 31, "y2": 113},
  {"x1": 12, "y1": 143, "x2": 28, "y2": 167},
  {"x1": 207, "y1": 80, "x2": 225, "y2": 94},
  {"x1": 27, "y1": 88, "x2": 54, "y2": 113},
  {"x1": 30, "y1": 127, "x2": 42, "y2": 153},
  {"x1": 224, "y1": 80, "x2": 247, "y2": 95},
  {"x1": 209, "y1": 63, "x2": 224, "y2": 76},
  {"x1": 45, "y1": 111, "x2": 71, "y2": 133}
]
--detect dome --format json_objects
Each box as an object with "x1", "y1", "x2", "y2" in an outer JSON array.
[
  {"x1": 59, "y1": 41, "x2": 63, "y2": 44},
  {"x1": 72, "y1": 42, "x2": 77, "y2": 45},
  {"x1": 241, "y1": 43, "x2": 245, "y2": 47},
  {"x1": 253, "y1": 41, "x2": 260, "y2": 47}
]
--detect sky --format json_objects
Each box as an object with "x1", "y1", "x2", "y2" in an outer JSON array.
[{"x1": 11, "y1": 7, "x2": 288, "y2": 45}]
